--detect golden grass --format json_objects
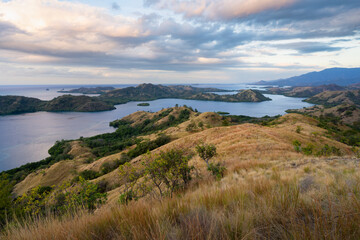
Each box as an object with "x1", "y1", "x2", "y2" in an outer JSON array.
[
  {"x1": 7, "y1": 113, "x2": 360, "y2": 239},
  {"x1": 4, "y1": 155, "x2": 360, "y2": 240}
]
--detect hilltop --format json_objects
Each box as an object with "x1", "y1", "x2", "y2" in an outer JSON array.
[{"x1": 256, "y1": 67, "x2": 360, "y2": 86}]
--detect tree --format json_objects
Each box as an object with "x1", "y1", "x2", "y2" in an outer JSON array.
[
  {"x1": 118, "y1": 149, "x2": 195, "y2": 203},
  {"x1": 144, "y1": 149, "x2": 194, "y2": 198},
  {"x1": 118, "y1": 163, "x2": 148, "y2": 204},
  {"x1": 196, "y1": 143, "x2": 226, "y2": 180},
  {"x1": 195, "y1": 143, "x2": 217, "y2": 168}
]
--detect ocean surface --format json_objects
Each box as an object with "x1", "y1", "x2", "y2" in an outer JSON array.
[{"x1": 0, "y1": 84, "x2": 313, "y2": 171}]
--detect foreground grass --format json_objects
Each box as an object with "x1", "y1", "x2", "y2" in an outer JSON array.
[{"x1": 4, "y1": 157, "x2": 360, "y2": 240}]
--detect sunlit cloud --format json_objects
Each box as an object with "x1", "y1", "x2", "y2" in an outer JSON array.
[{"x1": 0, "y1": 0, "x2": 359, "y2": 84}]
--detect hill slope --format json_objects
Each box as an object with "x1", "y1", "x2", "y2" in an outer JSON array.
[
  {"x1": 305, "y1": 89, "x2": 360, "y2": 107},
  {"x1": 3, "y1": 109, "x2": 360, "y2": 240}
]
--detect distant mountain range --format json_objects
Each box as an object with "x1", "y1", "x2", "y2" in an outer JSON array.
[{"x1": 255, "y1": 68, "x2": 360, "y2": 86}]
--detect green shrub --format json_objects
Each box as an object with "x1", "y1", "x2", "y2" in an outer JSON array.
[
  {"x1": 292, "y1": 140, "x2": 302, "y2": 153},
  {"x1": 207, "y1": 162, "x2": 226, "y2": 180},
  {"x1": 302, "y1": 144, "x2": 314, "y2": 156},
  {"x1": 78, "y1": 170, "x2": 99, "y2": 180}
]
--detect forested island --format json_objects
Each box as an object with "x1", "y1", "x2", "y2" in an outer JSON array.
[{"x1": 0, "y1": 84, "x2": 270, "y2": 115}]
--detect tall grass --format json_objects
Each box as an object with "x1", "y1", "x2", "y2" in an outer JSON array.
[{"x1": 4, "y1": 166, "x2": 360, "y2": 240}]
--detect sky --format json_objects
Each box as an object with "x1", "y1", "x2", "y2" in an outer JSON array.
[{"x1": 0, "y1": 0, "x2": 360, "y2": 85}]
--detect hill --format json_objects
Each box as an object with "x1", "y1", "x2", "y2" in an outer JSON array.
[
  {"x1": 2, "y1": 107, "x2": 360, "y2": 239},
  {"x1": 256, "y1": 68, "x2": 360, "y2": 86},
  {"x1": 265, "y1": 84, "x2": 345, "y2": 98},
  {"x1": 305, "y1": 89, "x2": 360, "y2": 107},
  {"x1": 0, "y1": 95, "x2": 115, "y2": 115},
  {"x1": 100, "y1": 83, "x2": 270, "y2": 104},
  {"x1": 0, "y1": 96, "x2": 45, "y2": 115}
]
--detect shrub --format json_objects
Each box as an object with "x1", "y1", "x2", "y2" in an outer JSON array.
[
  {"x1": 100, "y1": 160, "x2": 123, "y2": 175},
  {"x1": 207, "y1": 162, "x2": 226, "y2": 180},
  {"x1": 119, "y1": 149, "x2": 195, "y2": 203},
  {"x1": 143, "y1": 150, "x2": 194, "y2": 198},
  {"x1": 186, "y1": 121, "x2": 197, "y2": 132},
  {"x1": 78, "y1": 170, "x2": 99, "y2": 180},
  {"x1": 292, "y1": 140, "x2": 302, "y2": 152},
  {"x1": 316, "y1": 144, "x2": 342, "y2": 156},
  {"x1": 195, "y1": 143, "x2": 217, "y2": 167},
  {"x1": 302, "y1": 144, "x2": 314, "y2": 156},
  {"x1": 196, "y1": 143, "x2": 226, "y2": 179}
]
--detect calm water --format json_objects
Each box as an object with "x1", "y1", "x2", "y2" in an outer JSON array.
[{"x1": 0, "y1": 84, "x2": 312, "y2": 171}]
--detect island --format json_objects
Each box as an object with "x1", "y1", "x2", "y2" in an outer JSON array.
[
  {"x1": 137, "y1": 103, "x2": 150, "y2": 106},
  {"x1": 99, "y1": 83, "x2": 271, "y2": 104},
  {"x1": 0, "y1": 95, "x2": 115, "y2": 115},
  {"x1": 0, "y1": 84, "x2": 271, "y2": 115},
  {"x1": 58, "y1": 86, "x2": 115, "y2": 94}
]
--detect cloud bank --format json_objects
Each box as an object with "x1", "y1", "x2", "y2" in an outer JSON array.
[{"x1": 0, "y1": 0, "x2": 359, "y2": 84}]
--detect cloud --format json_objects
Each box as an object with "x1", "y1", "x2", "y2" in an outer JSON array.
[
  {"x1": 0, "y1": 0, "x2": 359, "y2": 82},
  {"x1": 111, "y1": 2, "x2": 120, "y2": 10},
  {"x1": 273, "y1": 42, "x2": 344, "y2": 53},
  {"x1": 147, "y1": 0, "x2": 296, "y2": 20}
]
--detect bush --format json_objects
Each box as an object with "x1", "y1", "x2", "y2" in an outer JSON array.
[
  {"x1": 316, "y1": 144, "x2": 342, "y2": 156},
  {"x1": 186, "y1": 121, "x2": 197, "y2": 132},
  {"x1": 292, "y1": 140, "x2": 302, "y2": 152},
  {"x1": 119, "y1": 149, "x2": 195, "y2": 203},
  {"x1": 207, "y1": 162, "x2": 226, "y2": 180},
  {"x1": 78, "y1": 170, "x2": 99, "y2": 180},
  {"x1": 196, "y1": 143, "x2": 217, "y2": 167},
  {"x1": 302, "y1": 144, "x2": 314, "y2": 156},
  {"x1": 196, "y1": 143, "x2": 226, "y2": 179}
]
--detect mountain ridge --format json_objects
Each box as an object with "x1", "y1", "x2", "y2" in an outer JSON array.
[{"x1": 255, "y1": 67, "x2": 360, "y2": 86}]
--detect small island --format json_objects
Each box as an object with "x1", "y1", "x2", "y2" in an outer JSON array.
[
  {"x1": 217, "y1": 111, "x2": 230, "y2": 115},
  {"x1": 137, "y1": 103, "x2": 150, "y2": 106}
]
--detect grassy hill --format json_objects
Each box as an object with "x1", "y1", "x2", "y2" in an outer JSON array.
[
  {"x1": 305, "y1": 89, "x2": 360, "y2": 107},
  {"x1": 265, "y1": 84, "x2": 345, "y2": 98},
  {"x1": 1, "y1": 107, "x2": 360, "y2": 239}
]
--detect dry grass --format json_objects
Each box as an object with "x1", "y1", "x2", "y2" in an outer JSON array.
[
  {"x1": 6, "y1": 113, "x2": 360, "y2": 239},
  {"x1": 4, "y1": 155, "x2": 360, "y2": 240}
]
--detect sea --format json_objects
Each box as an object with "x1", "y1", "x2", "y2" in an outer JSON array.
[{"x1": 0, "y1": 84, "x2": 313, "y2": 171}]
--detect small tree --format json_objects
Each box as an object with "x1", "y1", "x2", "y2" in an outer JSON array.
[
  {"x1": 196, "y1": 143, "x2": 226, "y2": 180},
  {"x1": 143, "y1": 149, "x2": 194, "y2": 198},
  {"x1": 195, "y1": 143, "x2": 217, "y2": 168},
  {"x1": 118, "y1": 163, "x2": 147, "y2": 204}
]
